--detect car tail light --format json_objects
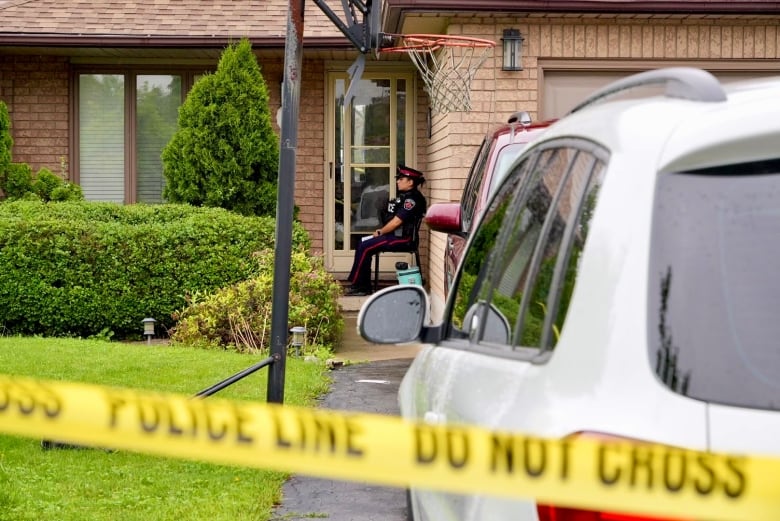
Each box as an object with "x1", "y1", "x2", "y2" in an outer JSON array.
[
  {"x1": 537, "y1": 505, "x2": 692, "y2": 521},
  {"x1": 536, "y1": 432, "x2": 695, "y2": 521}
]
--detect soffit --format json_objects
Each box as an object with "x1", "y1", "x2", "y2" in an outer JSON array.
[{"x1": 383, "y1": 0, "x2": 780, "y2": 34}]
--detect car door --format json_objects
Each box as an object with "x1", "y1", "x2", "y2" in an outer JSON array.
[{"x1": 404, "y1": 140, "x2": 608, "y2": 521}]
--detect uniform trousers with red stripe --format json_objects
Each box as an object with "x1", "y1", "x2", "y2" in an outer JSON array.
[{"x1": 347, "y1": 234, "x2": 414, "y2": 290}]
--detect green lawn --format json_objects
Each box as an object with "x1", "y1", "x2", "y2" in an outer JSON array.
[{"x1": 0, "y1": 337, "x2": 331, "y2": 521}]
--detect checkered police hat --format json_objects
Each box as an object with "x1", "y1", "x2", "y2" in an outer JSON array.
[{"x1": 396, "y1": 165, "x2": 425, "y2": 184}]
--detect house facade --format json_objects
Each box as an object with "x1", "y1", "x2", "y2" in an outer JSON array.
[{"x1": 2, "y1": 0, "x2": 779, "y2": 318}]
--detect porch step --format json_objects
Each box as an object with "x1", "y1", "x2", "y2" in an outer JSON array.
[
  {"x1": 338, "y1": 294, "x2": 370, "y2": 314},
  {"x1": 336, "y1": 280, "x2": 395, "y2": 314}
]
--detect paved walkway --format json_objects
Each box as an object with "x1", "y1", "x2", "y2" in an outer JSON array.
[
  {"x1": 331, "y1": 295, "x2": 423, "y2": 364},
  {"x1": 270, "y1": 296, "x2": 420, "y2": 521}
]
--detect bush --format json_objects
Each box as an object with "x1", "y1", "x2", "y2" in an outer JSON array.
[
  {"x1": 1, "y1": 165, "x2": 83, "y2": 202},
  {"x1": 162, "y1": 38, "x2": 279, "y2": 217},
  {"x1": 0, "y1": 200, "x2": 311, "y2": 339},
  {"x1": 49, "y1": 181, "x2": 83, "y2": 202},
  {"x1": 3, "y1": 163, "x2": 32, "y2": 199},
  {"x1": 0, "y1": 101, "x2": 11, "y2": 184},
  {"x1": 170, "y1": 249, "x2": 344, "y2": 355}
]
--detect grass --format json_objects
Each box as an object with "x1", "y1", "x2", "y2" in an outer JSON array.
[{"x1": 0, "y1": 337, "x2": 331, "y2": 521}]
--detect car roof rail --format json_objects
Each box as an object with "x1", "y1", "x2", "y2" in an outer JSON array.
[{"x1": 567, "y1": 67, "x2": 727, "y2": 115}]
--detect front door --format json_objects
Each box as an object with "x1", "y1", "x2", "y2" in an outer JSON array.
[{"x1": 325, "y1": 71, "x2": 416, "y2": 273}]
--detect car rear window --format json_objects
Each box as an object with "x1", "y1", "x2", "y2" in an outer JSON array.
[
  {"x1": 648, "y1": 158, "x2": 780, "y2": 411},
  {"x1": 488, "y1": 143, "x2": 527, "y2": 196}
]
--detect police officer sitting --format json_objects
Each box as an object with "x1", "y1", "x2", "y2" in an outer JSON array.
[{"x1": 345, "y1": 165, "x2": 427, "y2": 296}]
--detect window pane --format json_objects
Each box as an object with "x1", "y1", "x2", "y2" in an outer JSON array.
[
  {"x1": 544, "y1": 159, "x2": 604, "y2": 349},
  {"x1": 334, "y1": 79, "x2": 346, "y2": 250},
  {"x1": 350, "y1": 166, "x2": 389, "y2": 236},
  {"x1": 461, "y1": 139, "x2": 491, "y2": 232},
  {"x1": 493, "y1": 149, "x2": 564, "y2": 347},
  {"x1": 649, "y1": 159, "x2": 780, "y2": 411},
  {"x1": 79, "y1": 74, "x2": 124, "y2": 202},
  {"x1": 396, "y1": 79, "x2": 406, "y2": 165},
  {"x1": 449, "y1": 161, "x2": 531, "y2": 343},
  {"x1": 136, "y1": 75, "x2": 181, "y2": 203},
  {"x1": 350, "y1": 79, "x2": 391, "y2": 164}
]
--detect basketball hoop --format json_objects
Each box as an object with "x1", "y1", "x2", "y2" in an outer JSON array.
[{"x1": 378, "y1": 34, "x2": 496, "y2": 114}]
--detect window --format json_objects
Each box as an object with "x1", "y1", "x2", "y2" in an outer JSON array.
[
  {"x1": 75, "y1": 69, "x2": 201, "y2": 204},
  {"x1": 136, "y1": 75, "x2": 182, "y2": 202},
  {"x1": 448, "y1": 139, "x2": 607, "y2": 355},
  {"x1": 78, "y1": 74, "x2": 125, "y2": 202},
  {"x1": 460, "y1": 137, "x2": 492, "y2": 232},
  {"x1": 648, "y1": 158, "x2": 780, "y2": 411}
]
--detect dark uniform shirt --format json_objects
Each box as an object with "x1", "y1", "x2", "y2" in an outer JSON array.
[{"x1": 383, "y1": 187, "x2": 427, "y2": 237}]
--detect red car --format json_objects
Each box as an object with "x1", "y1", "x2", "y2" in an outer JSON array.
[{"x1": 425, "y1": 112, "x2": 554, "y2": 292}]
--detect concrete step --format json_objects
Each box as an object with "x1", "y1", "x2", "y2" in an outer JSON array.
[{"x1": 338, "y1": 294, "x2": 370, "y2": 313}]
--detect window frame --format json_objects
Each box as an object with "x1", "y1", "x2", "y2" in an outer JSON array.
[{"x1": 70, "y1": 65, "x2": 206, "y2": 204}]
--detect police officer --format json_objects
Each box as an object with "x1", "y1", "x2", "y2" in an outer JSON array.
[{"x1": 346, "y1": 165, "x2": 427, "y2": 296}]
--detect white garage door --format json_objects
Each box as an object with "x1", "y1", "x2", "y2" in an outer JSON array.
[{"x1": 542, "y1": 69, "x2": 780, "y2": 119}]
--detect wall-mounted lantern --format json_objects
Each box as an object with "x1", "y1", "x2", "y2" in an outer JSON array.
[{"x1": 502, "y1": 28, "x2": 524, "y2": 71}]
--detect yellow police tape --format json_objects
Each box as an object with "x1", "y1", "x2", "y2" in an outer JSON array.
[{"x1": 0, "y1": 373, "x2": 778, "y2": 520}]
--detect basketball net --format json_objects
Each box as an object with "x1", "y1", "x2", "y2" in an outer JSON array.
[{"x1": 378, "y1": 34, "x2": 496, "y2": 114}]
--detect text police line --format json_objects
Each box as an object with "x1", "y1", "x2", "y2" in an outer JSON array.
[{"x1": 0, "y1": 374, "x2": 776, "y2": 520}]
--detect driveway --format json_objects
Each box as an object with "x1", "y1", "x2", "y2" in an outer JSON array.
[{"x1": 270, "y1": 357, "x2": 414, "y2": 521}]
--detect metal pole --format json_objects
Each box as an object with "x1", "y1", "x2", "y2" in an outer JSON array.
[
  {"x1": 196, "y1": 356, "x2": 276, "y2": 398},
  {"x1": 267, "y1": 0, "x2": 305, "y2": 404}
]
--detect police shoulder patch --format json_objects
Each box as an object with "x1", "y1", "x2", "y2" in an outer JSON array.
[{"x1": 403, "y1": 199, "x2": 416, "y2": 211}]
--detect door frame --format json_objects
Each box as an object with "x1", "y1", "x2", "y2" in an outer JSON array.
[{"x1": 324, "y1": 63, "x2": 418, "y2": 273}]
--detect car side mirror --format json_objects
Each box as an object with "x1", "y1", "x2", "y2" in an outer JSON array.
[
  {"x1": 358, "y1": 285, "x2": 428, "y2": 344},
  {"x1": 462, "y1": 300, "x2": 510, "y2": 345},
  {"x1": 424, "y1": 202, "x2": 463, "y2": 234}
]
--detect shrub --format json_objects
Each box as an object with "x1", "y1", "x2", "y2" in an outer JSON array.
[
  {"x1": 49, "y1": 181, "x2": 83, "y2": 202},
  {"x1": 170, "y1": 249, "x2": 344, "y2": 355},
  {"x1": 0, "y1": 165, "x2": 83, "y2": 202},
  {"x1": 0, "y1": 200, "x2": 311, "y2": 339},
  {"x1": 31, "y1": 167, "x2": 62, "y2": 200},
  {"x1": 0, "y1": 101, "x2": 11, "y2": 184},
  {"x1": 3, "y1": 163, "x2": 32, "y2": 199},
  {"x1": 162, "y1": 38, "x2": 279, "y2": 217}
]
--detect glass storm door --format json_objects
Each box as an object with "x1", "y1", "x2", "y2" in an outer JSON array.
[{"x1": 326, "y1": 71, "x2": 415, "y2": 272}]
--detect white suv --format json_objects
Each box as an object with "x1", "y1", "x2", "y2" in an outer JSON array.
[{"x1": 358, "y1": 68, "x2": 780, "y2": 520}]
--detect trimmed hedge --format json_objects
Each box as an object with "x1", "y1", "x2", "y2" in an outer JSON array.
[{"x1": 0, "y1": 201, "x2": 310, "y2": 339}]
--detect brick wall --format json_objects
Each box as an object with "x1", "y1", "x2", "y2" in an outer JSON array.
[
  {"x1": 292, "y1": 59, "x2": 326, "y2": 255},
  {"x1": 0, "y1": 55, "x2": 70, "y2": 176}
]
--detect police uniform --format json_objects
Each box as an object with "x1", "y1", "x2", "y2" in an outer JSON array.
[
  {"x1": 383, "y1": 188, "x2": 427, "y2": 238},
  {"x1": 346, "y1": 166, "x2": 427, "y2": 295}
]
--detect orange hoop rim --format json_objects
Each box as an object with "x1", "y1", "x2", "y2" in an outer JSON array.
[{"x1": 378, "y1": 33, "x2": 496, "y2": 54}]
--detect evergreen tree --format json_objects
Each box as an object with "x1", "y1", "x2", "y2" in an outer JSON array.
[
  {"x1": 162, "y1": 39, "x2": 279, "y2": 216},
  {"x1": 0, "y1": 101, "x2": 12, "y2": 182}
]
